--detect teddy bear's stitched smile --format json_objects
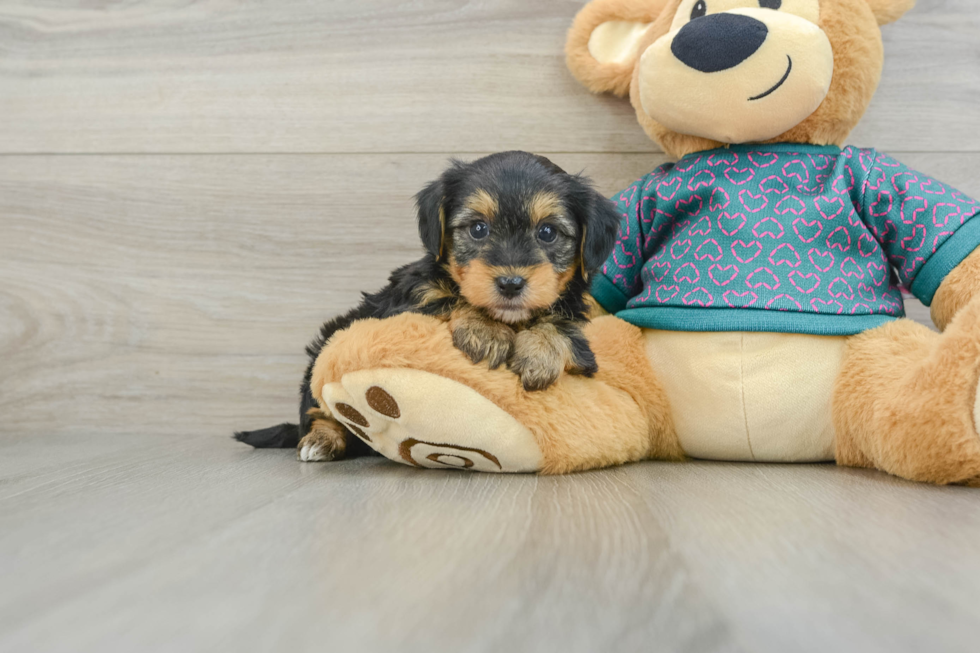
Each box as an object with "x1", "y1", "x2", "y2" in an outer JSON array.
[{"x1": 749, "y1": 54, "x2": 793, "y2": 101}]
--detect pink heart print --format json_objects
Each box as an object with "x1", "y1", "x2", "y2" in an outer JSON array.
[
  {"x1": 766, "y1": 294, "x2": 803, "y2": 311},
  {"x1": 708, "y1": 152, "x2": 739, "y2": 167},
  {"x1": 607, "y1": 146, "x2": 979, "y2": 326},
  {"x1": 649, "y1": 262, "x2": 671, "y2": 283},
  {"x1": 828, "y1": 277, "x2": 856, "y2": 300},
  {"x1": 793, "y1": 218, "x2": 823, "y2": 243},
  {"x1": 768, "y1": 243, "x2": 802, "y2": 268},
  {"x1": 694, "y1": 239, "x2": 723, "y2": 262},
  {"x1": 840, "y1": 257, "x2": 865, "y2": 279},
  {"x1": 775, "y1": 195, "x2": 807, "y2": 216},
  {"x1": 688, "y1": 169, "x2": 716, "y2": 191},
  {"x1": 815, "y1": 195, "x2": 845, "y2": 221},
  {"x1": 732, "y1": 240, "x2": 763, "y2": 264},
  {"x1": 657, "y1": 176, "x2": 682, "y2": 201},
  {"x1": 708, "y1": 264, "x2": 740, "y2": 286},
  {"x1": 759, "y1": 175, "x2": 789, "y2": 195},
  {"x1": 788, "y1": 271, "x2": 821, "y2": 294},
  {"x1": 752, "y1": 217, "x2": 785, "y2": 239},
  {"x1": 688, "y1": 216, "x2": 712, "y2": 236},
  {"x1": 900, "y1": 196, "x2": 928, "y2": 225},
  {"x1": 782, "y1": 159, "x2": 810, "y2": 184},
  {"x1": 675, "y1": 195, "x2": 704, "y2": 217},
  {"x1": 709, "y1": 187, "x2": 731, "y2": 211},
  {"x1": 656, "y1": 285, "x2": 680, "y2": 302},
  {"x1": 808, "y1": 248, "x2": 835, "y2": 273},
  {"x1": 866, "y1": 261, "x2": 886, "y2": 284},
  {"x1": 739, "y1": 190, "x2": 769, "y2": 213},
  {"x1": 718, "y1": 212, "x2": 747, "y2": 236},
  {"x1": 723, "y1": 290, "x2": 759, "y2": 307},
  {"x1": 826, "y1": 226, "x2": 852, "y2": 252},
  {"x1": 810, "y1": 298, "x2": 845, "y2": 314},
  {"x1": 671, "y1": 239, "x2": 693, "y2": 259},
  {"x1": 891, "y1": 171, "x2": 919, "y2": 195},
  {"x1": 748, "y1": 152, "x2": 779, "y2": 168},
  {"x1": 725, "y1": 166, "x2": 756, "y2": 186},
  {"x1": 674, "y1": 262, "x2": 701, "y2": 284},
  {"x1": 682, "y1": 287, "x2": 715, "y2": 307},
  {"x1": 746, "y1": 267, "x2": 780, "y2": 291}
]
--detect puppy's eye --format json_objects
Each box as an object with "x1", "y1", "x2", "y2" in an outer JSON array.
[
  {"x1": 691, "y1": 0, "x2": 707, "y2": 20},
  {"x1": 759, "y1": 0, "x2": 782, "y2": 8},
  {"x1": 469, "y1": 221, "x2": 490, "y2": 240},
  {"x1": 537, "y1": 224, "x2": 559, "y2": 244}
]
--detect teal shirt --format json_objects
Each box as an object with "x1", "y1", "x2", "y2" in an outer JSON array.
[{"x1": 591, "y1": 144, "x2": 980, "y2": 336}]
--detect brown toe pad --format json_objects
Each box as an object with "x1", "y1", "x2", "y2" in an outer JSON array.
[{"x1": 366, "y1": 386, "x2": 401, "y2": 419}]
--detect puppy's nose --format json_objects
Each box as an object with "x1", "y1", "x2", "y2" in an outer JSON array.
[
  {"x1": 495, "y1": 276, "x2": 527, "y2": 298},
  {"x1": 671, "y1": 13, "x2": 768, "y2": 73}
]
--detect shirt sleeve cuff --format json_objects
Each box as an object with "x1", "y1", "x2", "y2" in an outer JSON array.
[
  {"x1": 590, "y1": 273, "x2": 630, "y2": 314},
  {"x1": 910, "y1": 211, "x2": 980, "y2": 306}
]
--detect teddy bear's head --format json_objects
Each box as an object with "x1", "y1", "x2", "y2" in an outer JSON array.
[{"x1": 567, "y1": 0, "x2": 915, "y2": 159}]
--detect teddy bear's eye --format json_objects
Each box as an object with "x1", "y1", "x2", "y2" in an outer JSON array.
[
  {"x1": 690, "y1": 1, "x2": 707, "y2": 20},
  {"x1": 759, "y1": 0, "x2": 782, "y2": 8}
]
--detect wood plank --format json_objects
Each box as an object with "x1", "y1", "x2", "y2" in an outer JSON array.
[
  {"x1": 0, "y1": 152, "x2": 667, "y2": 438},
  {"x1": 1, "y1": 152, "x2": 975, "y2": 438},
  {"x1": 0, "y1": 438, "x2": 737, "y2": 653},
  {"x1": 0, "y1": 0, "x2": 976, "y2": 154},
  {"x1": 627, "y1": 462, "x2": 980, "y2": 653},
  {"x1": 1, "y1": 435, "x2": 978, "y2": 652}
]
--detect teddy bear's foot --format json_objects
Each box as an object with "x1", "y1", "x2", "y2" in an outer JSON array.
[
  {"x1": 320, "y1": 367, "x2": 543, "y2": 473},
  {"x1": 835, "y1": 294, "x2": 980, "y2": 485}
]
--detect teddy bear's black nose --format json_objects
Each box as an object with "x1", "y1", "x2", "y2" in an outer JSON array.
[{"x1": 671, "y1": 13, "x2": 769, "y2": 73}]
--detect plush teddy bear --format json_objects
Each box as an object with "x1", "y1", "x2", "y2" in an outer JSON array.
[{"x1": 307, "y1": 0, "x2": 980, "y2": 485}]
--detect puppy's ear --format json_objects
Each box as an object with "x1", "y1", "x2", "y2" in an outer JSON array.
[
  {"x1": 417, "y1": 160, "x2": 472, "y2": 260},
  {"x1": 415, "y1": 177, "x2": 447, "y2": 260},
  {"x1": 568, "y1": 177, "x2": 623, "y2": 279}
]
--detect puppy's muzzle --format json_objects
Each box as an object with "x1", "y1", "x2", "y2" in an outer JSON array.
[{"x1": 495, "y1": 276, "x2": 527, "y2": 299}]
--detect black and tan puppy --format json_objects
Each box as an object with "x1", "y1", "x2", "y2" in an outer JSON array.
[{"x1": 235, "y1": 151, "x2": 621, "y2": 462}]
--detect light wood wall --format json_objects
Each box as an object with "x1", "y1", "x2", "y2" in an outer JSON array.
[{"x1": 1, "y1": 0, "x2": 978, "y2": 438}]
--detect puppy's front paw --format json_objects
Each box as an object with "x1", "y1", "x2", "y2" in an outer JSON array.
[
  {"x1": 509, "y1": 325, "x2": 569, "y2": 392},
  {"x1": 450, "y1": 309, "x2": 515, "y2": 369},
  {"x1": 297, "y1": 417, "x2": 348, "y2": 462}
]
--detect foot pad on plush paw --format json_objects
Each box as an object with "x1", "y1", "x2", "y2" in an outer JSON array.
[{"x1": 321, "y1": 368, "x2": 542, "y2": 473}]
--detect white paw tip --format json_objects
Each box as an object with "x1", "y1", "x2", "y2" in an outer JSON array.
[{"x1": 299, "y1": 443, "x2": 328, "y2": 462}]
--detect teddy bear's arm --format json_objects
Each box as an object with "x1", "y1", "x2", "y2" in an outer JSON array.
[
  {"x1": 931, "y1": 247, "x2": 980, "y2": 331},
  {"x1": 857, "y1": 151, "x2": 980, "y2": 325}
]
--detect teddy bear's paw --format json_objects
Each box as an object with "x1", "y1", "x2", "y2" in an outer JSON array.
[{"x1": 321, "y1": 368, "x2": 543, "y2": 473}]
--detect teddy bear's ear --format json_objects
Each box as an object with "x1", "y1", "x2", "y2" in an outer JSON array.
[
  {"x1": 864, "y1": 0, "x2": 916, "y2": 25},
  {"x1": 566, "y1": 0, "x2": 675, "y2": 98}
]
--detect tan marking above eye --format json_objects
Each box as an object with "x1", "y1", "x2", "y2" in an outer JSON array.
[
  {"x1": 464, "y1": 188, "x2": 498, "y2": 222},
  {"x1": 527, "y1": 191, "x2": 564, "y2": 226}
]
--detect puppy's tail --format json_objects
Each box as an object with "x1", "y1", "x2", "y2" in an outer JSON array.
[{"x1": 233, "y1": 423, "x2": 301, "y2": 449}]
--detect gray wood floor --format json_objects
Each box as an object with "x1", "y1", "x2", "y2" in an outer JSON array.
[{"x1": 1, "y1": 1, "x2": 979, "y2": 651}]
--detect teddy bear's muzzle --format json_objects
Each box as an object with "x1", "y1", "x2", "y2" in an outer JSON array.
[{"x1": 638, "y1": 8, "x2": 834, "y2": 145}]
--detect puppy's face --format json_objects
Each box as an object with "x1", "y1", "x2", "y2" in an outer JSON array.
[
  {"x1": 416, "y1": 152, "x2": 622, "y2": 324},
  {"x1": 447, "y1": 185, "x2": 579, "y2": 324}
]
